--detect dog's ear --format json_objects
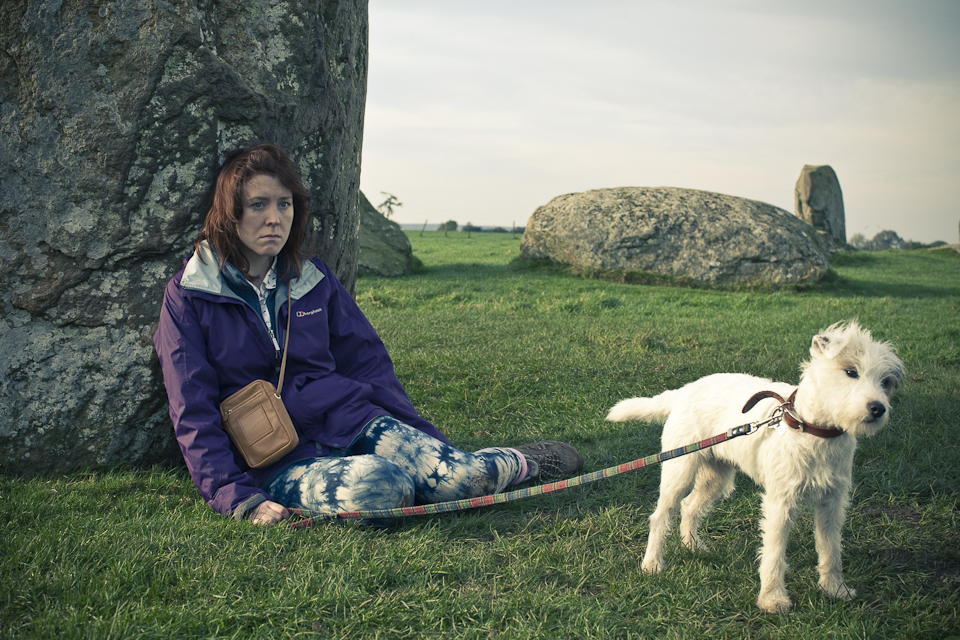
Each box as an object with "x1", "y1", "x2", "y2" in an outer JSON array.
[
  {"x1": 884, "y1": 353, "x2": 906, "y2": 392},
  {"x1": 811, "y1": 332, "x2": 845, "y2": 360}
]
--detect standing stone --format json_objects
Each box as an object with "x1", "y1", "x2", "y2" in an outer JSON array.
[
  {"x1": 795, "y1": 165, "x2": 846, "y2": 243},
  {"x1": 358, "y1": 192, "x2": 414, "y2": 277},
  {"x1": 520, "y1": 187, "x2": 830, "y2": 287},
  {"x1": 0, "y1": 0, "x2": 368, "y2": 475},
  {"x1": 869, "y1": 230, "x2": 908, "y2": 251}
]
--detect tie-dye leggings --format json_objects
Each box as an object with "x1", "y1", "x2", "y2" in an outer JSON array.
[{"x1": 264, "y1": 416, "x2": 526, "y2": 516}]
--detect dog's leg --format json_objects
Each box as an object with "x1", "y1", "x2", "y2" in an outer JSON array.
[
  {"x1": 679, "y1": 462, "x2": 735, "y2": 553},
  {"x1": 814, "y1": 489, "x2": 857, "y2": 600},
  {"x1": 756, "y1": 494, "x2": 797, "y2": 613},
  {"x1": 642, "y1": 457, "x2": 699, "y2": 575}
]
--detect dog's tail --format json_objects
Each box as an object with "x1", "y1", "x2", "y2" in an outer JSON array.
[{"x1": 606, "y1": 390, "x2": 679, "y2": 424}]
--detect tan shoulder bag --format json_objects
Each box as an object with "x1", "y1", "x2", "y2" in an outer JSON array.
[{"x1": 219, "y1": 288, "x2": 299, "y2": 468}]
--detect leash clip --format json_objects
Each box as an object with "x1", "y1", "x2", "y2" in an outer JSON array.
[
  {"x1": 767, "y1": 406, "x2": 788, "y2": 435},
  {"x1": 727, "y1": 418, "x2": 768, "y2": 438}
]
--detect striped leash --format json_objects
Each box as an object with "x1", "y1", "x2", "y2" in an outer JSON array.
[{"x1": 288, "y1": 416, "x2": 775, "y2": 529}]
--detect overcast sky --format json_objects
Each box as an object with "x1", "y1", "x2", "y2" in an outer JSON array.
[{"x1": 358, "y1": 0, "x2": 960, "y2": 244}]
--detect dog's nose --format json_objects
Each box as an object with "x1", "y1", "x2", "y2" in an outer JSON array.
[{"x1": 868, "y1": 402, "x2": 886, "y2": 419}]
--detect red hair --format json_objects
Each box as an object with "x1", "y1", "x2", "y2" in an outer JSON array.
[{"x1": 195, "y1": 144, "x2": 310, "y2": 279}]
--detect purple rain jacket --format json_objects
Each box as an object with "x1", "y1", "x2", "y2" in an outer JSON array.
[{"x1": 154, "y1": 241, "x2": 450, "y2": 518}]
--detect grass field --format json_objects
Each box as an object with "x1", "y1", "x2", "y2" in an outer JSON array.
[{"x1": 3, "y1": 231, "x2": 959, "y2": 639}]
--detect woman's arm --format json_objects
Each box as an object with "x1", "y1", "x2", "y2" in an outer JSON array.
[{"x1": 154, "y1": 277, "x2": 271, "y2": 519}]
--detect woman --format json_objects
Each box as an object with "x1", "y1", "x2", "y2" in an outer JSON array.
[{"x1": 154, "y1": 144, "x2": 583, "y2": 525}]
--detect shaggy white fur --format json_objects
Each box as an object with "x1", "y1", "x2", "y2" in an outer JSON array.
[{"x1": 607, "y1": 322, "x2": 904, "y2": 613}]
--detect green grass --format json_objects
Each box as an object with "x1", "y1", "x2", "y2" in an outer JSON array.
[{"x1": 3, "y1": 232, "x2": 959, "y2": 639}]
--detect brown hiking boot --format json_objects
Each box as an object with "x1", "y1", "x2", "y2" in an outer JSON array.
[{"x1": 513, "y1": 441, "x2": 584, "y2": 480}]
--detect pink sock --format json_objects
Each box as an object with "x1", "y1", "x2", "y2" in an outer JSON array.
[{"x1": 507, "y1": 448, "x2": 529, "y2": 484}]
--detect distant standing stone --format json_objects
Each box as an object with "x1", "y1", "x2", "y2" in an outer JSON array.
[
  {"x1": 795, "y1": 165, "x2": 846, "y2": 243},
  {"x1": 358, "y1": 192, "x2": 414, "y2": 277},
  {"x1": 520, "y1": 187, "x2": 830, "y2": 288},
  {"x1": 869, "y1": 230, "x2": 908, "y2": 251}
]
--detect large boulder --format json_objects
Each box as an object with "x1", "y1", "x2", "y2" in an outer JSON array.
[
  {"x1": 795, "y1": 165, "x2": 846, "y2": 244},
  {"x1": 358, "y1": 192, "x2": 414, "y2": 277},
  {"x1": 0, "y1": 0, "x2": 368, "y2": 475},
  {"x1": 520, "y1": 187, "x2": 830, "y2": 287}
]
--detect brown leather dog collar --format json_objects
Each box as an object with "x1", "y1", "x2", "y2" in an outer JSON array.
[{"x1": 741, "y1": 389, "x2": 845, "y2": 439}]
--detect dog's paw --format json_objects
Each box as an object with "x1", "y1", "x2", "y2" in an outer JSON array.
[
  {"x1": 641, "y1": 555, "x2": 666, "y2": 575},
  {"x1": 757, "y1": 589, "x2": 793, "y2": 614},
  {"x1": 819, "y1": 578, "x2": 857, "y2": 601},
  {"x1": 681, "y1": 535, "x2": 711, "y2": 554}
]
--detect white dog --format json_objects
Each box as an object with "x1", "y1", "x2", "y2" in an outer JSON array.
[{"x1": 607, "y1": 322, "x2": 904, "y2": 613}]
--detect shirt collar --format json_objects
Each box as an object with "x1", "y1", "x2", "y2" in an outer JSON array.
[{"x1": 261, "y1": 260, "x2": 278, "y2": 292}]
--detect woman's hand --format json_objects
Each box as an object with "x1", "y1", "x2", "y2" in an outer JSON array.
[{"x1": 249, "y1": 500, "x2": 290, "y2": 525}]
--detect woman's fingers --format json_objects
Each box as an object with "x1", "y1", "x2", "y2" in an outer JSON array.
[{"x1": 251, "y1": 500, "x2": 290, "y2": 525}]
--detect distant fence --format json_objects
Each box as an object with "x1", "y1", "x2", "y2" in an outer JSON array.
[{"x1": 400, "y1": 224, "x2": 525, "y2": 234}]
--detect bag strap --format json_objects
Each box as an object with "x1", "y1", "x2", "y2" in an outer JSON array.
[{"x1": 275, "y1": 287, "x2": 292, "y2": 398}]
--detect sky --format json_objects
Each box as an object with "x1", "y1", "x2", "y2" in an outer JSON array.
[{"x1": 358, "y1": 0, "x2": 960, "y2": 244}]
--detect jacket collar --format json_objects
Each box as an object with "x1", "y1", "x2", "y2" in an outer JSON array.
[{"x1": 181, "y1": 241, "x2": 324, "y2": 302}]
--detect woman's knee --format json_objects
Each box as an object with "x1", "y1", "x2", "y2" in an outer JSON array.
[
  {"x1": 341, "y1": 455, "x2": 416, "y2": 510},
  {"x1": 267, "y1": 455, "x2": 415, "y2": 513}
]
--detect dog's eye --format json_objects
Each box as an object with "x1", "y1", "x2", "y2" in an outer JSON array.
[
  {"x1": 844, "y1": 368, "x2": 859, "y2": 379},
  {"x1": 881, "y1": 377, "x2": 896, "y2": 391}
]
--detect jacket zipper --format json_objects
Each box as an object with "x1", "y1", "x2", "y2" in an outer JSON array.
[
  {"x1": 270, "y1": 298, "x2": 289, "y2": 363},
  {"x1": 253, "y1": 292, "x2": 281, "y2": 358},
  {"x1": 267, "y1": 327, "x2": 280, "y2": 359}
]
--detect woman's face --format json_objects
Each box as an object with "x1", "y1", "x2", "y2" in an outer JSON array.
[{"x1": 237, "y1": 173, "x2": 294, "y2": 274}]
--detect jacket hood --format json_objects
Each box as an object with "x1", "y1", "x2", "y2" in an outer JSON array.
[{"x1": 181, "y1": 241, "x2": 324, "y2": 302}]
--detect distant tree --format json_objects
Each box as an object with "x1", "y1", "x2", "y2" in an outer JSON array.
[
  {"x1": 438, "y1": 220, "x2": 458, "y2": 236},
  {"x1": 377, "y1": 192, "x2": 402, "y2": 218},
  {"x1": 849, "y1": 233, "x2": 870, "y2": 250}
]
